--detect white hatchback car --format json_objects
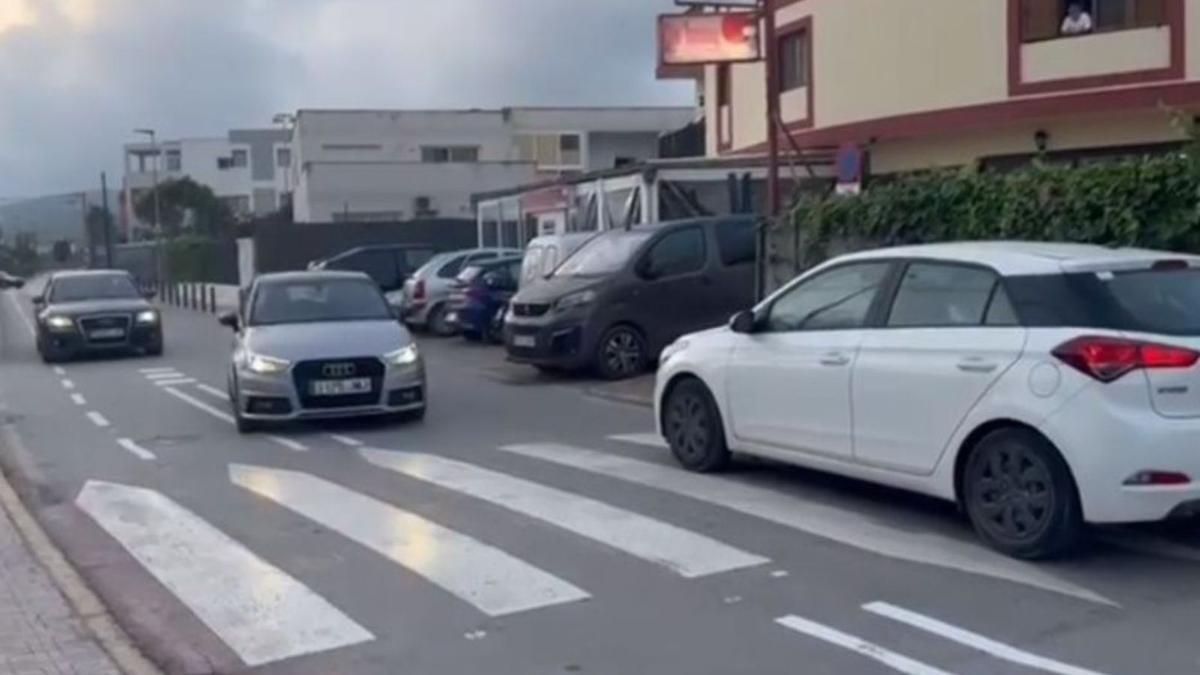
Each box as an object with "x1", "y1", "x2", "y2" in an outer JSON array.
[{"x1": 656, "y1": 242, "x2": 1200, "y2": 559}]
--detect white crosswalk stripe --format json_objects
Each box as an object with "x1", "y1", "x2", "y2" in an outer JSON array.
[
  {"x1": 146, "y1": 371, "x2": 185, "y2": 380},
  {"x1": 499, "y1": 443, "x2": 1111, "y2": 606},
  {"x1": 230, "y1": 464, "x2": 589, "y2": 617},
  {"x1": 775, "y1": 615, "x2": 954, "y2": 675},
  {"x1": 154, "y1": 378, "x2": 197, "y2": 387},
  {"x1": 361, "y1": 448, "x2": 768, "y2": 578},
  {"x1": 76, "y1": 481, "x2": 373, "y2": 667},
  {"x1": 139, "y1": 367, "x2": 178, "y2": 374},
  {"x1": 608, "y1": 433, "x2": 667, "y2": 449},
  {"x1": 863, "y1": 602, "x2": 1108, "y2": 675}
]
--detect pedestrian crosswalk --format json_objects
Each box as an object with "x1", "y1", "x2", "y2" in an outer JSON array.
[{"x1": 73, "y1": 433, "x2": 1117, "y2": 672}]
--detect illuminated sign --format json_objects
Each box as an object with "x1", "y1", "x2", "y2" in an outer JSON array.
[{"x1": 658, "y1": 12, "x2": 762, "y2": 66}]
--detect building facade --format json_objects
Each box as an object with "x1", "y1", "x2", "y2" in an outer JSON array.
[
  {"x1": 704, "y1": 0, "x2": 1198, "y2": 173},
  {"x1": 122, "y1": 129, "x2": 290, "y2": 238},
  {"x1": 288, "y1": 107, "x2": 695, "y2": 224}
]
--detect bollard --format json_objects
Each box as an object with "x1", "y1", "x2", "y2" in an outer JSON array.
[
  {"x1": 201, "y1": 285, "x2": 209, "y2": 313},
  {"x1": 209, "y1": 286, "x2": 217, "y2": 314},
  {"x1": 190, "y1": 284, "x2": 197, "y2": 310}
]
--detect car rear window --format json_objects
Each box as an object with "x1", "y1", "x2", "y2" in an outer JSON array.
[{"x1": 1101, "y1": 268, "x2": 1200, "y2": 336}]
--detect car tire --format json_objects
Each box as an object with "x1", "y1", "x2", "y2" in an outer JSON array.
[
  {"x1": 394, "y1": 406, "x2": 426, "y2": 424},
  {"x1": 146, "y1": 344, "x2": 164, "y2": 357},
  {"x1": 962, "y1": 427, "x2": 1083, "y2": 560},
  {"x1": 664, "y1": 378, "x2": 730, "y2": 473},
  {"x1": 462, "y1": 330, "x2": 483, "y2": 343},
  {"x1": 427, "y1": 305, "x2": 455, "y2": 337},
  {"x1": 595, "y1": 325, "x2": 648, "y2": 380}
]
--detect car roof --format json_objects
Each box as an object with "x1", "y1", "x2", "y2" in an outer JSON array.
[
  {"x1": 463, "y1": 254, "x2": 524, "y2": 269},
  {"x1": 49, "y1": 269, "x2": 131, "y2": 280},
  {"x1": 255, "y1": 270, "x2": 373, "y2": 284},
  {"x1": 833, "y1": 241, "x2": 1200, "y2": 276}
]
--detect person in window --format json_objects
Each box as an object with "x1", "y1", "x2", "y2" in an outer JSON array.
[{"x1": 1061, "y1": 3, "x2": 1094, "y2": 36}]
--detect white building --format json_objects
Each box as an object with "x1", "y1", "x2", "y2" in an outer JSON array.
[
  {"x1": 288, "y1": 107, "x2": 696, "y2": 224},
  {"x1": 122, "y1": 128, "x2": 291, "y2": 238}
]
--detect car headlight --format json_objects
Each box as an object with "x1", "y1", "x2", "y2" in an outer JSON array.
[
  {"x1": 243, "y1": 352, "x2": 290, "y2": 375},
  {"x1": 660, "y1": 339, "x2": 690, "y2": 363},
  {"x1": 555, "y1": 289, "x2": 596, "y2": 312},
  {"x1": 44, "y1": 315, "x2": 75, "y2": 332},
  {"x1": 385, "y1": 344, "x2": 420, "y2": 366},
  {"x1": 135, "y1": 310, "x2": 159, "y2": 325}
]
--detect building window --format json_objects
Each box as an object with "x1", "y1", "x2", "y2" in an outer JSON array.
[
  {"x1": 516, "y1": 134, "x2": 584, "y2": 168},
  {"x1": 717, "y1": 64, "x2": 732, "y2": 107},
  {"x1": 779, "y1": 30, "x2": 810, "y2": 92},
  {"x1": 1022, "y1": 0, "x2": 1166, "y2": 42},
  {"x1": 276, "y1": 147, "x2": 291, "y2": 168},
  {"x1": 221, "y1": 195, "x2": 251, "y2": 216},
  {"x1": 421, "y1": 146, "x2": 480, "y2": 163},
  {"x1": 165, "y1": 150, "x2": 181, "y2": 172},
  {"x1": 231, "y1": 149, "x2": 248, "y2": 168}
]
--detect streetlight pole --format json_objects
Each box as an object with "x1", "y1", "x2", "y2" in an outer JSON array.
[
  {"x1": 763, "y1": 0, "x2": 781, "y2": 218},
  {"x1": 134, "y1": 128, "x2": 165, "y2": 288}
]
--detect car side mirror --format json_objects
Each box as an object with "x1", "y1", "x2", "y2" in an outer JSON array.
[
  {"x1": 142, "y1": 289, "x2": 156, "y2": 300},
  {"x1": 31, "y1": 296, "x2": 45, "y2": 309},
  {"x1": 218, "y1": 311, "x2": 239, "y2": 331},
  {"x1": 636, "y1": 258, "x2": 660, "y2": 281},
  {"x1": 730, "y1": 310, "x2": 757, "y2": 334}
]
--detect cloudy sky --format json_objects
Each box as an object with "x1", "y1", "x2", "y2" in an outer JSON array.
[{"x1": 0, "y1": 0, "x2": 693, "y2": 198}]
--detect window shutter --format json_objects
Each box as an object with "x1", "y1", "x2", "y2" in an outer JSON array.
[
  {"x1": 1022, "y1": 0, "x2": 1062, "y2": 41},
  {"x1": 1135, "y1": 0, "x2": 1167, "y2": 27}
]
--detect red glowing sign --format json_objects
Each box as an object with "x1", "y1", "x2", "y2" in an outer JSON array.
[{"x1": 658, "y1": 12, "x2": 762, "y2": 66}]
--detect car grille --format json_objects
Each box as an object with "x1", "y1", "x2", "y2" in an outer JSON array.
[
  {"x1": 293, "y1": 357, "x2": 385, "y2": 410},
  {"x1": 512, "y1": 302, "x2": 551, "y2": 318},
  {"x1": 79, "y1": 315, "x2": 131, "y2": 345}
]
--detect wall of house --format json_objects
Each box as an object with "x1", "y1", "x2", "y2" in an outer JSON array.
[{"x1": 586, "y1": 131, "x2": 662, "y2": 171}]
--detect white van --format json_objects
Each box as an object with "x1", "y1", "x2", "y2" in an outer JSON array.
[{"x1": 520, "y1": 233, "x2": 596, "y2": 288}]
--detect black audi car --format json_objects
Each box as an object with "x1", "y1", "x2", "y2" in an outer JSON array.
[{"x1": 34, "y1": 270, "x2": 163, "y2": 363}]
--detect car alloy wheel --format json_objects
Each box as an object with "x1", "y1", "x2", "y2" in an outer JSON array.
[
  {"x1": 598, "y1": 326, "x2": 645, "y2": 380},
  {"x1": 428, "y1": 305, "x2": 454, "y2": 337},
  {"x1": 664, "y1": 379, "x2": 729, "y2": 473},
  {"x1": 963, "y1": 428, "x2": 1082, "y2": 559}
]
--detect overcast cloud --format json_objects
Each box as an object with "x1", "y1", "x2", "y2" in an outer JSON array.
[{"x1": 0, "y1": 0, "x2": 693, "y2": 198}]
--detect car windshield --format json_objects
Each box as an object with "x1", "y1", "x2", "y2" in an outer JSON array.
[
  {"x1": 554, "y1": 231, "x2": 652, "y2": 278},
  {"x1": 49, "y1": 275, "x2": 139, "y2": 303},
  {"x1": 1102, "y1": 267, "x2": 1200, "y2": 335},
  {"x1": 249, "y1": 278, "x2": 392, "y2": 326}
]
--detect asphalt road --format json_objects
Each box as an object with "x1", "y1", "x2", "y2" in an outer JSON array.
[{"x1": 1, "y1": 289, "x2": 1199, "y2": 675}]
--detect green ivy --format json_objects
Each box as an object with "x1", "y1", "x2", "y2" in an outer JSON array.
[{"x1": 786, "y1": 149, "x2": 1200, "y2": 265}]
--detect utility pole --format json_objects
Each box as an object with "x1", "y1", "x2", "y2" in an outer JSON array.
[
  {"x1": 134, "y1": 129, "x2": 166, "y2": 287},
  {"x1": 100, "y1": 172, "x2": 114, "y2": 268},
  {"x1": 763, "y1": 0, "x2": 781, "y2": 218},
  {"x1": 77, "y1": 191, "x2": 92, "y2": 267}
]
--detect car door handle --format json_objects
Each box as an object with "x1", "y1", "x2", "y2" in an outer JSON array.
[
  {"x1": 957, "y1": 358, "x2": 998, "y2": 374},
  {"x1": 819, "y1": 352, "x2": 851, "y2": 367}
]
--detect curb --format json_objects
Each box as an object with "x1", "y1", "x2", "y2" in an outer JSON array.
[{"x1": 0, "y1": 424, "x2": 161, "y2": 675}]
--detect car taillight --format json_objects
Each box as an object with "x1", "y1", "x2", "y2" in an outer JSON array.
[
  {"x1": 1052, "y1": 336, "x2": 1199, "y2": 382},
  {"x1": 413, "y1": 279, "x2": 426, "y2": 300}
]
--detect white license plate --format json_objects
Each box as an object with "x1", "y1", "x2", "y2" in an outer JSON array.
[
  {"x1": 511, "y1": 334, "x2": 536, "y2": 348},
  {"x1": 89, "y1": 328, "x2": 125, "y2": 339},
  {"x1": 309, "y1": 378, "x2": 372, "y2": 396}
]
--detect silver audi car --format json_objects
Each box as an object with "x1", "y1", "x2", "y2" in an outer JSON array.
[{"x1": 218, "y1": 271, "x2": 426, "y2": 433}]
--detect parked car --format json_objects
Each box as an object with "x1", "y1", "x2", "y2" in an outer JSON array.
[
  {"x1": 655, "y1": 241, "x2": 1200, "y2": 559},
  {"x1": 0, "y1": 270, "x2": 24, "y2": 289},
  {"x1": 505, "y1": 216, "x2": 757, "y2": 379},
  {"x1": 308, "y1": 244, "x2": 435, "y2": 293},
  {"x1": 399, "y1": 248, "x2": 521, "y2": 336},
  {"x1": 446, "y1": 255, "x2": 524, "y2": 343},
  {"x1": 519, "y1": 233, "x2": 595, "y2": 288},
  {"x1": 34, "y1": 270, "x2": 162, "y2": 363},
  {"x1": 219, "y1": 271, "x2": 425, "y2": 433}
]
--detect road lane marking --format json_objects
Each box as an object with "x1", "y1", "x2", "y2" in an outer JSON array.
[
  {"x1": 775, "y1": 615, "x2": 953, "y2": 675},
  {"x1": 230, "y1": 464, "x2": 589, "y2": 616},
  {"x1": 499, "y1": 443, "x2": 1112, "y2": 606},
  {"x1": 328, "y1": 434, "x2": 363, "y2": 448},
  {"x1": 5, "y1": 292, "x2": 35, "y2": 338},
  {"x1": 70, "y1": 394, "x2": 86, "y2": 406},
  {"x1": 863, "y1": 602, "x2": 1108, "y2": 675},
  {"x1": 61, "y1": 379, "x2": 75, "y2": 390},
  {"x1": 163, "y1": 386, "x2": 235, "y2": 424},
  {"x1": 146, "y1": 372, "x2": 186, "y2": 381},
  {"x1": 116, "y1": 438, "x2": 156, "y2": 462},
  {"x1": 139, "y1": 367, "x2": 178, "y2": 374},
  {"x1": 196, "y1": 383, "x2": 230, "y2": 401},
  {"x1": 86, "y1": 412, "x2": 110, "y2": 428},
  {"x1": 361, "y1": 448, "x2": 767, "y2": 578},
  {"x1": 608, "y1": 433, "x2": 668, "y2": 449},
  {"x1": 266, "y1": 435, "x2": 308, "y2": 452},
  {"x1": 76, "y1": 481, "x2": 373, "y2": 666},
  {"x1": 154, "y1": 378, "x2": 197, "y2": 387},
  {"x1": 52, "y1": 366, "x2": 65, "y2": 376}
]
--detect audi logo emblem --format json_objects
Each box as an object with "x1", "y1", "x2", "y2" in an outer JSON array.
[{"x1": 322, "y1": 363, "x2": 356, "y2": 378}]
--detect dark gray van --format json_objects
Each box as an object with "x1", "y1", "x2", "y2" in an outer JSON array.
[{"x1": 505, "y1": 216, "x2": 758, "y2": 379}]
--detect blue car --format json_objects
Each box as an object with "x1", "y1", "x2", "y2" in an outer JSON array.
[{"x1": 446, "y1": 255, "x2": 523, "y2": 343}]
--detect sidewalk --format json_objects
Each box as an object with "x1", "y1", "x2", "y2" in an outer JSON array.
[{"x1": 0, "y1": 491, "x2": 120, "y2": 674}]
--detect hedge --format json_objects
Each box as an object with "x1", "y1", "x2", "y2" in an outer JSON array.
[{"x1": 784, "y1": 144, "x2": 1200, "y2": 265}]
